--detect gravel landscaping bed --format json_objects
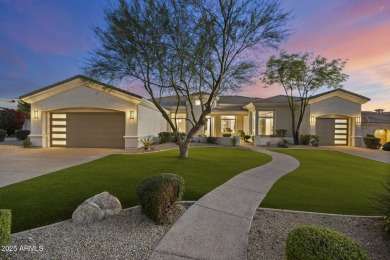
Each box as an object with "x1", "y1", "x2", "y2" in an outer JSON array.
[
  {"x1": 6, "y1": 203, "x2": 192, "y2": 260},
  {"x1": 248, "y1": 208, "x2": 390, "y2": 260}
]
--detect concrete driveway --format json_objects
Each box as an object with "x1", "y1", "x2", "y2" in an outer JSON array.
[
  {"x1": 0, "y1": 143, "x2": 122, "y2": 188},
  {"x1": 321, "y1": 146, "x2": 390, "y2": 164}
]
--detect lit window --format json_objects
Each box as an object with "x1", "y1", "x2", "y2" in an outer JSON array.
[
  {"x1": 258, "y1": 111, "x2": 274, "y2": 136},
  {"x1": 171, "y1": 113, "x2": 187, "y2": 133},
  {"x1": 195, "y1": 99, "x2": 201, "y2": 106},
  {"x1": 221, "y1": 116, "x2": 236, "y2": 133}
]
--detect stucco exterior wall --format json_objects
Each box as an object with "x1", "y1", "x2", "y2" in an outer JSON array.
[
  {"x1": 308, "y1": 96, "x2": 362, "y2": 146},
  {"x1": 29, "y1": 86, "x2": 139, "y2": 148},
  {"x1": 137, "y1": 104, "x2": 167, "y2": 148}
]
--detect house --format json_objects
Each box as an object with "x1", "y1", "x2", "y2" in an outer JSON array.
[
  {"x1": 361, "y1": 110, "x2": 390, "y2": 144},
  {"x1": 20, "y1": 75, "x2": 370, "y2": 148}
]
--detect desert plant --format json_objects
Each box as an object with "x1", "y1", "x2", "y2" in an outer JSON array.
[
  {"x1": 15, "y1": 130, "x2": 30, "y2": 140},
  {"x1": 276, "y1": 129, "x2": 287, "y2": 137},
  {"x1": 230, "y1": 136, "x2": 239, "y2": 147},
  {"x1": 224, "y1": 127, "x2": 233, "y2": 134},
  {"x1": 364, "y1": 137, "x2": 381, "y2": 149},
  {"x1": 310, "y1": 135, "x2": 319, "y2": 147},
  {"x1": 0, "y1": 129, "x2": 6, "y2": 142},
  {"x1": 139, "y1": 137, "x2": 154, "y2": 150},
  {"x1": 372, "y1": 175, "x2": 390, "y2": 234},
  {"x1": 299, "y1": 134, "x2": 311, "y2": 145},
  {"x1": 23, "y1": 139, "x2": 32, "y2": 148},
  {"x1": 277, "y1": 139, "x2": 289, "y2": 148},
  {"x1": 207, "y1": 137, "x2": 218, "y2": 144},
  {"x1": 382, "y1": 142, "x2": 390, "y2": 151},
  {"x1": 136, "y1": 173, "x2": 185, "y2": 224},
  {"x1": 0, "y1": 209, "x2": 11, "y2": 249},
  {"x1": 286, "y1": 225, "x2": 368, "y2": 260}
]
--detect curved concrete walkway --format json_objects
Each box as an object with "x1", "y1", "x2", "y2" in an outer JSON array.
[{"x1": 150, "y1": 146, "x2": 299, "y2": 260}]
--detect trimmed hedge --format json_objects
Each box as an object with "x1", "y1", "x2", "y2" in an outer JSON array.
[
  {"x1": 382, "y1": 142, "x2": 390, "y2": 151},
  {"x1": 15, "y1": 130, "x2": 30, "y2": 140},
  {"x1": 286, "y1": 225, "x2": 368, "y2": 260},
  {"x1": 0, "y1": 209, "x2": 11, "y2": 248},
  {"x1": 136, "y1": 173, "x2": 185, "y2": 224},
  {"x1": 0, "y1": 129, "x2": 6, "y2": 142},
  {"x1": 158, "y1": 132, "x2": 186, "y2": 143},
  {"x1": 300, "y1": 134, "x2": 311, "y2": 145},
  {"x1": 364, "y1": 137, "x2": 381, "y2": 149}
]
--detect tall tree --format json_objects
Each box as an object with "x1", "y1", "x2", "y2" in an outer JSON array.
[
  {"x1": 262, "y1": 51, "x2": 349, "y2": 144},
  {"x1": 85, "y1": 0, "x2": 291, "y2": 158}
]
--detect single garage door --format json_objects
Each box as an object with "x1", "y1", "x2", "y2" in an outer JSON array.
[
  {"x1": 51, "y1": 112, "x2": 125, "y2": 148},
  {"x1": 316, "y1": 118, "x2": 349, "y2": 146}
]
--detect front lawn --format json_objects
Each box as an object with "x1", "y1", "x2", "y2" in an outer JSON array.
[
  {"x1": 260, "y1": 149, "x2": 389, "y2": 215},
  {"x1": 0, "y1": 147, "x2": 271, "y2": 233}
]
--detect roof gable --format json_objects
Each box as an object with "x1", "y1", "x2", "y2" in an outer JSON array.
[
  {"x1": 20, "y1": 75, "x2": 143, "y2": 104},
  {"x1": 309, "y1": 89, "x2": 370, "y2": 105}
]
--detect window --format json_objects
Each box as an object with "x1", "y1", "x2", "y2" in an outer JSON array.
[
  {"x1": 171, "y1": 113, "x2": 186, "y2": 133},
  {"x1": 258, "y1": 111, "x2": 274, "y2": 135},
  {"x1": 194, "y1": 99, "x2": 201, "y2": 106},
  {"x1": 221, "y1": 115, "x2": 236, "y2": 133}
]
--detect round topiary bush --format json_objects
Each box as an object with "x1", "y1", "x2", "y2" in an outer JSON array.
[
  {"x1": 286, "y1": 225, "x2": 368, "y2": 260},
  {"x1": 136, "y1": 173, "x2": 184, "y2": 224},
  {"x1": 382, "y1": 142, "x2": 390, "y2": 151}
]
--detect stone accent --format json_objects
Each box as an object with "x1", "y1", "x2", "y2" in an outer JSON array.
[{"x1": 72, "y1": 192, "x2": 122, "y2": 225}]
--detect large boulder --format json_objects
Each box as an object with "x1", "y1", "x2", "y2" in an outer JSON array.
[{"x1": 72, "y1": 192, "x2": 122, "y2": 225}]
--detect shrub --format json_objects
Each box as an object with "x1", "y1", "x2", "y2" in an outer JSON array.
[
  {"x1": 230, "y1": 136, "x2": 238, "y2": 147},
  {"x1": 0, "y1": 129, "x2": 6, "y2": 142},
  {"x1": 310, "y1": 135, "x2": 319, "y2": 147},
  {"x1": 300, "y1": 134, "x2": 311, "y2": 145},
  {"x1": 223, "y1": 134, "x2": 231, "y2": 137},
  {"x1": 139, "y1": 137, "x2": 154, "y2": 150},
  {"x1": 364, "y1": 137, "x2": 381, "y2": 149},
  {"x1": 224, "y1": 127, "x2": 233, "y2": 134},
  {"x1": 238, "y1": 130, "x2": 245, "y2": 139},
  {"x1": 276, "y1": 129, "x2": 287, "y2": 137},
  {"x1": 244, "y1": 135, "x2": 251, "y2": 142},
  {"x1": 286, "y1": 225, "x2": 368, "y2": 260},
  {"x1": 382, "y1": 142, "x2": 390, "y2": 151},
  {"x1": 158, "y1": 132, "x2": 173, "y2": 144},
  {"x1": 136, "y1": 173, "x2": 185, "y2": 224},
  {"x1": 23, "y1": 139, "x2": 32, "y2": 148},
  {"x1": 15, "y1": 130, "x2": 30, "y2": 140},
  {"x1": 0, "y1": 209, "x2": 11, "y2": 248},
  {"x1": 277, "y1": 139, "x2": 289, "y2": 148},
  {"x1": 207, "y1": 137, "x2": 218, "y2": 144}
]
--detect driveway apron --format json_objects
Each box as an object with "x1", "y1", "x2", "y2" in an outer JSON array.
[
  {"x1": 150, "y1": 145, "x2": 300, "y2": 260},
  {"x1": 0, "y1": 147, "x2": 119, "y2": 188}
]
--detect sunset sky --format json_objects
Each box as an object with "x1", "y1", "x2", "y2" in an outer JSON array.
[{"x1": 0, "y1": 0, "x2": 389, "y2": 111}]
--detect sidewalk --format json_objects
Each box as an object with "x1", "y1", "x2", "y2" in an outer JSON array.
[{"x1": 150, "y1": 146, "x2": 299, "y2": 260}]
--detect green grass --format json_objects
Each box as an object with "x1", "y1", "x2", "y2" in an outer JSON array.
[
  {"x1": 260, "y1": 149, "x2": 390, "y2": 216},
  {"x1": 0, "y1": 147, "x2": 271, "y2": 233}
]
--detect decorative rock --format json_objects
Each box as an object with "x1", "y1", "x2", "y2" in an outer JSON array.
[{"x1": 72, "y1": 192, "x2": 122, "y2": 225}]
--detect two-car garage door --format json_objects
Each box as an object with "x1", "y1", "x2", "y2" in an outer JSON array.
[{"x1": 51, "y1": 112, "x2": 125, "y2": 148}]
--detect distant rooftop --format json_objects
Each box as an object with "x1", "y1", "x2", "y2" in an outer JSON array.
[
  {"x1": 0, "y1": 98, "x2": 19, "y2": 109},
  {"x1": 362, "y1": 111, "x2": 390, "y2": 123}
]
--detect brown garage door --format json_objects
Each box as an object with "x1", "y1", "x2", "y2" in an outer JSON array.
[
  {"x1": 316, "y1": 118, "x2": 349, "y2": 146},
  {"x1": 51, "y1": 112, "x2": 125, "y2": 148}
]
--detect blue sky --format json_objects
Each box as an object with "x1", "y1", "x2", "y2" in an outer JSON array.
[{"x1": 0, "y1": 0, "x2": 389, "y2": 111}]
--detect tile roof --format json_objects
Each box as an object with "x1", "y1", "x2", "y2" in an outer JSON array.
[
  {"x1": 362, "y1": 111, "x2": 390, "y2": 123},
  {"x1": 20, "y1": 75, "x2": 143, "y2": 99}
]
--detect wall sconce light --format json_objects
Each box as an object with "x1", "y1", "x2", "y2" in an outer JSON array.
[
  {"x1": 310, "y1": 116, "x2": 315, "y2": 124},
  {"x1": 129, "y1": 110, "x2": 134, "y2": 119},
  {"x1": 356, "y1": 116, "x2": 360, "y2": 123},
  {"x1": 34, "y1": 110, "x2": 39, "y2": 119}
]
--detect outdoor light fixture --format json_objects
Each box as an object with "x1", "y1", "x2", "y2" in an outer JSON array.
[
  {"x1": 129, "y1": 110, "x2": 134, "y2": 119},
  {"x1": 34, "y1": 110, "x2": 39, "y2": 119},
  {"x1": 310, "y1": 116, "x2": 314, "y2": 124},
  {"x1": 356, "y1": 116, "x2": 360, "y2": 123}
]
